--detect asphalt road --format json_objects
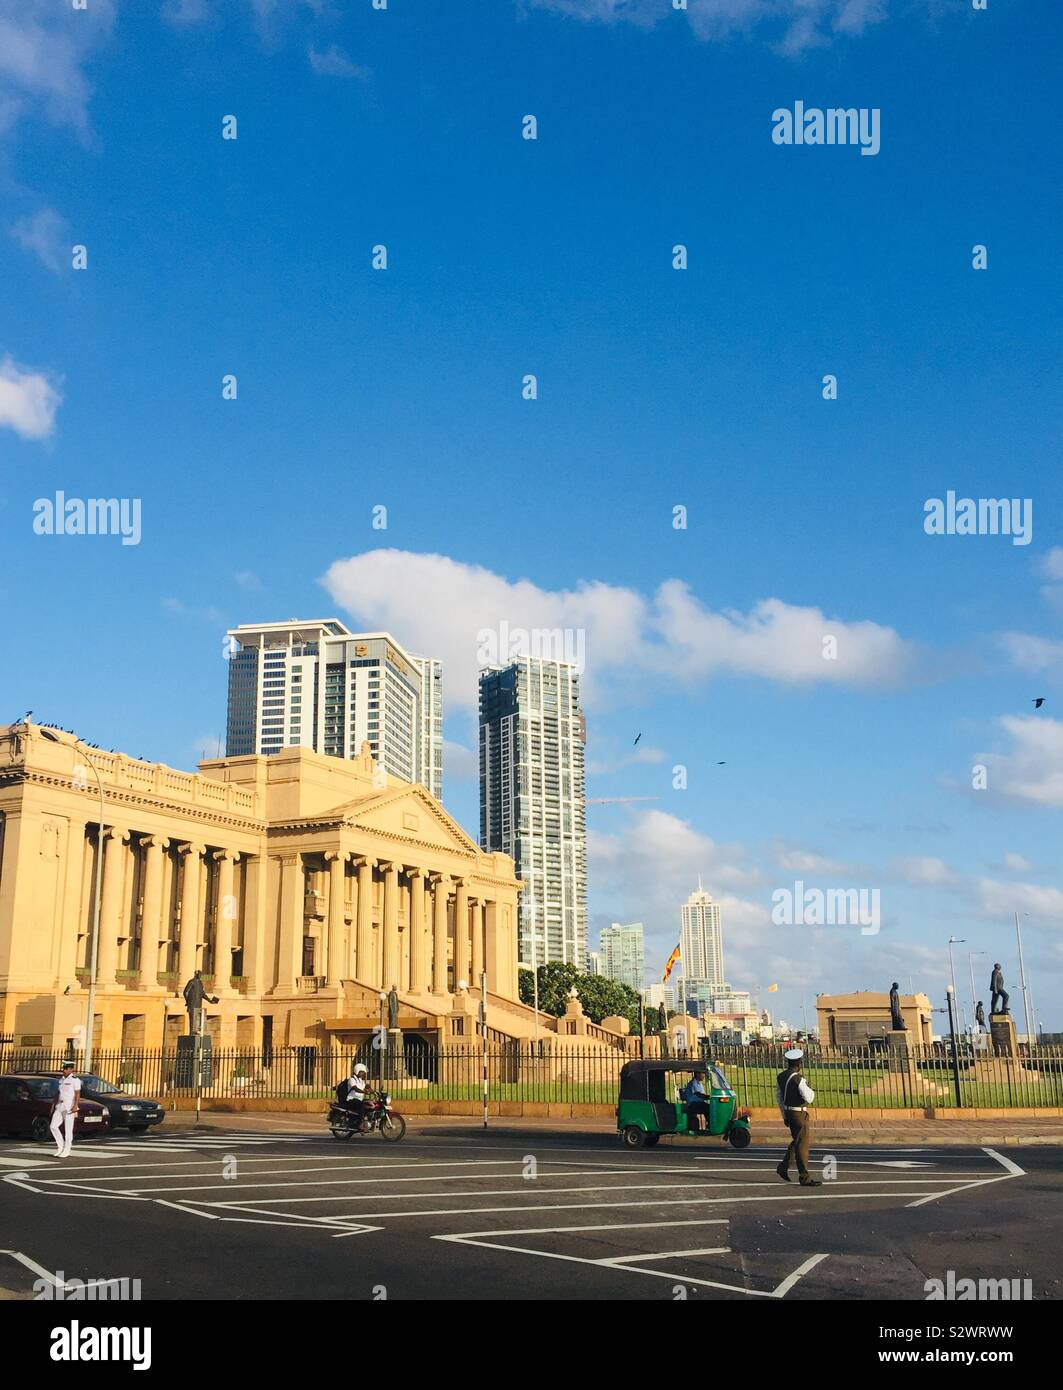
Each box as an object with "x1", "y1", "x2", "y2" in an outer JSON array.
[{"x1": 1, "y1": 1120, "x2": 1060, "y2": 1301}]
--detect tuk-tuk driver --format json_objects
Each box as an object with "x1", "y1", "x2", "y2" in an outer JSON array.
[{"x1": 681, "y1": 1071, "x2": 712, "y2": 1133}]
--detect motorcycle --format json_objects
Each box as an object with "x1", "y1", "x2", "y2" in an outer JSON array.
[{"x1": 327, "y1": 1090, "x2": 407, "y2": 1142}]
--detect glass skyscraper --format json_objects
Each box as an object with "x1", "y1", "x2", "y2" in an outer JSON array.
[{"x1": 479, "y1": 657, "x2": 587, "y2": 968}]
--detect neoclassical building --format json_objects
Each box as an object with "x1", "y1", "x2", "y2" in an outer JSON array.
[{"x1": 0, "y1": 721, "x2": 523, "y2": 1053}]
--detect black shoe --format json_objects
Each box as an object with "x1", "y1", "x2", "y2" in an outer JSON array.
[
  {"x1": 799, "y1": 1178, "x2": 822, "y2": 1187},
  {"x1": 776, "y1": 1162, "x2": 791, "y2": 1183}
]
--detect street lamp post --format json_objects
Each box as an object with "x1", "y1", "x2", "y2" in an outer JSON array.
[
  {"x1": 378, "y1": 991, "x2": 387, "y2": 1085},
  {"x1": 39, "y1": 728, "x2": 104, "y2": 1070},
  {"x1": 946, "y1": 937, "x2": 964, "y2": 1040},
  {"x1": 1014, "y1": 912, "x2": 1035, "y2": 1049}
]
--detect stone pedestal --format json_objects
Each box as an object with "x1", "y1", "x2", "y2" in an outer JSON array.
[
  {"x1": 886, "y1": 1029, "x2": 912, "y2": 1070},
  {"x1": 990, "y1": 1013, "x2": 1016, "y2": 1058},
  {"x1": 380, "y1": 1027, "x2": 409, "y2": 1082},
  {"x1": 867, "y1": 1029, "x2": 947, "y2": 1100}
]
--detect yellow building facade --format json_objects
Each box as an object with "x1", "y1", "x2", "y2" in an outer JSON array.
[{"x1": 0, "y1": 721, "x2": 521, "y2": 1053}]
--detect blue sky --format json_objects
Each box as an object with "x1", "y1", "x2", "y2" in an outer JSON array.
[{"x1": 1, "y1": 0, "x2": 1061, "y2": 1031}]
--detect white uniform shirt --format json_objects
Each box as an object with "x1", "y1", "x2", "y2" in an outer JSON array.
[
  {"x1": 776, "y1": 1071, "x2": 814, "y2": 1121},
  {"x1": 57, "y1": 1075, "x2": 81, "y2": 1113},
  {"x1": 346, "y1": 1073, "x2": 367, "y2": 1100}
]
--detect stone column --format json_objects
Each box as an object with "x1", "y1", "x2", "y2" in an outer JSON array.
[
  {"x1": 432, "y1": 874, "x2": 450, "y2": 996},
  {"x1": 408, "y1": 868, "x2": 427, "y2": 993},
  {"x1": 57, "y1": 821, "x2": 87, "y2": 986},
  {"x1": 176, "y1": 843, "x2": 204, "y2": 983},
  {"x1": 96, "y1": 827, "x2": 129, "y2": 984},
  {"x1": 213, "y1": 849, "x2": 238, "y2": 993},
  {"x1": 381, "y1": 861, "x2": 399, "y2": 990},
  {"x1": 355, "y1": 856, "x2": 376, "y2": 985},
  {"x1": 471, "y1": 897, "x2": 485, "y2": 985},
  {"x1": 484, "y1": 900, "x2": 500, "y2": 994},
  {"x1": 242, "y1": 855, "x2": 268, "y2": 993},
  {"x1": 453, "y1": 877, "x2": 470, "y2": 989},
  {"x1": 276, "y1": 853, "x2": 304, "y2": 989},
  {"x1": 325, "y1": 851, "x2": 346, "y2": 986},
  {"x1": 137, "y1": 836, "x2": 166, "y2": 988}
]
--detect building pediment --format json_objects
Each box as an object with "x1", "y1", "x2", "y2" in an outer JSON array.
[{"x1": 333, "y1": 784, "x2": 481, "y2": 857}]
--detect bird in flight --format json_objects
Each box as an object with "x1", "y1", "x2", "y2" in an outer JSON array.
[
  {"x1": 633, "y1": 733, "x2": 642, "y2": 746},
  {"x1": 1033, "y1": 697, "x2": 1046, "y2": 709}
]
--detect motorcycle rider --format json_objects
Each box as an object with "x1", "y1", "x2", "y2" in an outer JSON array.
[{"x1": 342, "y1": 1062, "x2": 370, "y2": 1132}]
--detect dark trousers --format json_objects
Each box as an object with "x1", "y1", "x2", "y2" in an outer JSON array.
[
  {"x1": 345, "y1": 1099, "x2": 365, "y2": 1127},
  {"x1": 990, "y1": 990, "x2": 1009, "y2": 1014},
  {"x1": 783, "y1": 1109, "x2": 811, "y2": 1179},
  {"x1": 686, "y1": 1102, "x2": 711, "y2": 1133}
]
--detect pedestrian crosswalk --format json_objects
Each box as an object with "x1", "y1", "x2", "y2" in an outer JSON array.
[{"x1": 0, "y1": 1128, "x2": 331, "y2": 1163}]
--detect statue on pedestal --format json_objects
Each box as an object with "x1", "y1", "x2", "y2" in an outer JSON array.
[
  {"x1": 975, "y1": 1000, "x2": 986, "y2": 1032},
  {"x1": 990, "y1": 964, "x2": 1010, "y2": 1015},
  {"x1": 182, "y1": 970, "x2": 218, "y2": 1034},
  {"x1": 387, "y1": 984, "x2": 400, "y2": 1031},
  {"x1": 889, "y1": 982, "x2": 904, "y2": 1033}
]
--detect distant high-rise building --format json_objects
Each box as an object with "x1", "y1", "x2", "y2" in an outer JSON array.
[
  {"x1": 600, "y1": 922, "x2": 645, "y2": 993},
  {"x1": 642, "y1": 982, "x2": 676, "y2": 1013},
  {"x1": 586, "y1": 951, "x2": 602, "y2": 977},
  {"x1": 225, "y1": 620, "x2": 442, "y2": 798},
  {"x1": 479, "y1": 656, "x2": 587, "y2": 967},
  {"x1": 680, "y1": 883, "x2": 724, "y2": 992}
]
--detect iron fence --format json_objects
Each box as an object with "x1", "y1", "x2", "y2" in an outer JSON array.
[{"x1": 1, "y1": 1041, "x2": 1061, "y2": 1109}]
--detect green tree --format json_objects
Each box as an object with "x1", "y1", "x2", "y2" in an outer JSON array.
[{"x1": 518, "y1": 963, "x2": 642, "y2": 1030}]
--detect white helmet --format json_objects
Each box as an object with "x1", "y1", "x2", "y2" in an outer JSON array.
[{"x1": 353, "y1": 1063, "x2": 368, "y2": 1076}]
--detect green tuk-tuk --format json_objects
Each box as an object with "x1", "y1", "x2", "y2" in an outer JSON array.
[{"x1": 616, "y1": 1059, "x2": 751, "y2": 1149}]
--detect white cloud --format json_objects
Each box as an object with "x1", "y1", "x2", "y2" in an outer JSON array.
[
  {"x1": 981, "y1": 716, "x2": 1063, "y2": 808},
  {"x1": 891, "y1": 855, "x2": 953, "y2": 886},
  {"x1": 1003, "y1": 852, "x2": 1033, "y2": 873},
  {"x1": 0, "y1": 0, "x2": 115, "y2": 140},
  {"x1": 320, "y1": 549, "x2": 920, "y2": 711},
  {"x1": 775, "y1": 847, "x2": 849, "y2": 875},
  {"x1": 10, "y1": 207, "x2": 67, "y2": 273},
  {"x1": 975, "y1": 877, "x2": 1063, "y2": 925},
  {"x1": 0, "y1": 355, "x2": 61, "y2": 440},
  {"x1": 527, "y1": 0, "x2": 889, "y2": 55},
  {"x1": 999, "y1": 631, "x2": 1063, "y2": 674},
  {"x1": 1042, "y1": 548, "x2": 1063, "y2": 581},
  {"x1": 308, "y1": 45, "x2": 369, "y2": 79},
  {"x1": 442, "y1": 738, "x2": 478, "y2": 781},
  {"x1": 234, "y1": 569, "x2": 262, "y2": 592}
]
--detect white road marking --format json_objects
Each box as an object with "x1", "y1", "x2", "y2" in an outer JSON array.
[
  {"x1": 432, "y1": 1222, "x2": 828, "y2": 1299},
  {"x1": 983, "y1": 1147, "x2": 1026, "y2": 1178},
  {"x1": 904, "y1": 1146, "x2": 1027, "y2": 1208}
]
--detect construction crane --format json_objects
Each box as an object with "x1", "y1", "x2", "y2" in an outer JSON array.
[{"x1": 584, "y1": 796, "x2": 660, "y2": 805}]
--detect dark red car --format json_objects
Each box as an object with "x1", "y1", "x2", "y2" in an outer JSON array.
[{"x1": 0, "y1": 1074, "x2": 110, "y2": 1142}]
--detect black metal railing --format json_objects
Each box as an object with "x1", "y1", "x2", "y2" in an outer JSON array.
[{"x1": 1, "y1": 1041, "x2": 1059, "y2": 1108}]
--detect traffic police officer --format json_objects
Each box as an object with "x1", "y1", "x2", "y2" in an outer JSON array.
[{"x1": 775, "y1": 1047, "x2": 820, "y2": 1187}]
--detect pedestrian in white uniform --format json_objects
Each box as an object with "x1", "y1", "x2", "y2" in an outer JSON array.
[{"x1": 49, "y1": 1061, "x2": 81, "y2": 1157}]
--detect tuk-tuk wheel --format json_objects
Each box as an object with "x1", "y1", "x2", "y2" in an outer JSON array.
[
  {"x1": 728, "y1": 1126, "x2": 751, "y2": 1149},
  {"x1": 622, "y1": 1125, "x2": 647, "y2": 1149},
  {"x1": 644, "y1": 1134, "x2": 661, "y2": 1147}
]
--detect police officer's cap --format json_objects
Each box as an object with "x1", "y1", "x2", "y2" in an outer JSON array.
[{"x1": 783, "y1": 1047, "x2": 803, "y2": 1061}]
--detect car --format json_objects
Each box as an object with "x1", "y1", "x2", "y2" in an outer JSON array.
[
  {"x1": 32, "y1": 1071, "x2": 165, "y2": 1132},
  {"x1": 0, "y1": 1074, "x2": 111, "y2": 1142}
]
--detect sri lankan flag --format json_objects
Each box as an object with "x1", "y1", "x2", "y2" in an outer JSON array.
[{"x1": 662, "y1": 943, "x2": 681, "y2": 982}]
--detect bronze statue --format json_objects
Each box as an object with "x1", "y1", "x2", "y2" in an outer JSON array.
[
  {"x1": 182, "y1": 970, "x2": 218, "y2": 1033},
  {"x1": 975, "y1": 1000, "x2": 986, "y2": 1031},
  {"x1": 387, "y1": 984, "x2": 399, "y2": 1031},
  {"x1": 889, "y1": 982, "x2": 904, "y2": 1032},
  {"x1": 990, "y1": 964, "x2": 1010, "y2": 1015}
]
